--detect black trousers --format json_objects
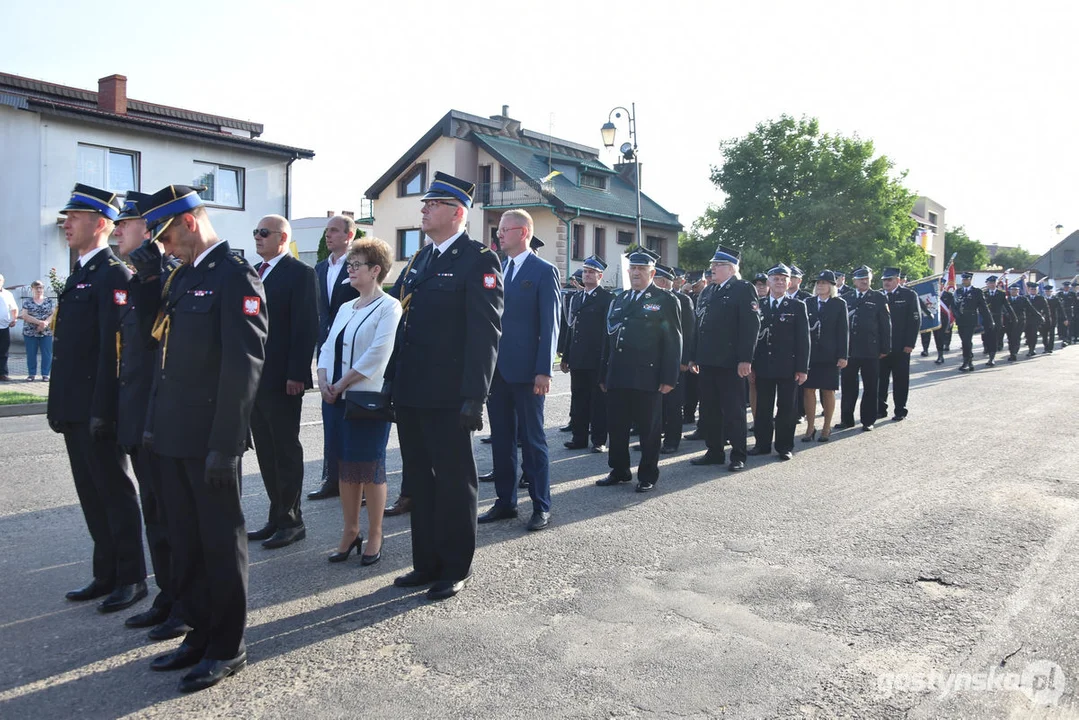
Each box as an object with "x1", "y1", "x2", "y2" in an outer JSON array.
[
  {"x1": 754, "y1": 376, "x2": 796, "y2": 453},
  {"x1": 250, "y1": 391, "x2": 305, "y2": 528},
  {"x1": 878, "y1": 351, "x2": 912, "y2": 418},
  {"x1": 982, "y1": 325, "x2": 1000, "y2": 356},
  {"x1": 920, "y1": 329, "x2": 944, "y2": 354},
  {"x1": 698, "y1": 365, "x2": 748, "y2": 463},
  {"x1": 157, "y1": 455, "x2": 247, "y2": 660},
  {"x1": 682, "y1": 370, "x2": 699, "y2": 421},
  {"x1": 661, "y1": 371, "x2": 686, "y2": 448},
  {"x1": 841, "y1": 357, "x2": 879, "y2": 428},
  {"x1": 63, "y1": 424, "x2": 145, "y2": 585},
  {"x1": 568, "y1": 368, "x2": 607, "y2": 447},
  {"x1": 1006, "y1": 323, "x2": 1023, "y2": 356},
  {"x1": 1059, "y1": 316, "x2": 1070, "y2": 344},
  {"x1": 129, "y1": 446, "x2": 173, "y2": 611},
  {"x1": 957, "y1": 322, "x2": 976, "y2": 362},
  {"x1": 606, "y1": 388, "x2": 662, "y2": 484},
  {"x1": 396, "y1": 406, "x2": 477, "y2": 583},
  {"x1": 1025, "y1": 321, "x2": 1040, "y2": 352},
  {"x1": 0, "y1": 328, "x2": 9, "y2": 376},
  {"x1": 1041, "y1": 322, "x2": 1055, "y2": 352}
]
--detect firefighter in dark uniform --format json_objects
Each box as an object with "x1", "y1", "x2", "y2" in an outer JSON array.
[
  {"x1": 386, "y1": 172, "x2": 503, "y2": 601},
  {"x1": 681, "y1": 270, "x2": 705, "y2": 425},
  {"x1": 560, "y1": 255, "x2": 613, "y2": 453},
  {"x1": 688, "y1": 246, "x2": 760, "y2": 471},
  {"x1": 49, "y1": 184, "x2": 147, "y2": 613},
  {"x1": 141, "y1": 185, "x2": 268, "y2": 693},
  {"x1": 1061, "y1": 281, "x2": 1076, "y2": 344},
  {"x1": 1024, "y1": 281, "x2": 1048, "y2": 356},
  {"x1": 952, "y1": 271, "x2": 992, "y2": 371},
  {"x1": 1044, "y1": 282, "x2": 1064, "y2": 352},
  {"x1": 111, "y1": 193, "x2": 189, "y2": 641},
  {"x1": 838, "y1": 265, "x2": 891, "y2": 431},
  {"x1": 596, "y1": 250, "x2": 681, "y2": 492},
  {"x1": 981, "y1": 275, "x2": 1015, "y2": 363},
  {"x1": 877, "y1": 267, "x2": 921, "y2": 421},
  {"x1": 836, "y1": 270, "x2": 855, "y2": 300},
  {"x1": 1006, "y1": 282, "x2": 1035, "y2": 361},
  {"x1": 749, "y1": 264, "x2": 809, "y2": 460},
  {"x1": 652, "y1": 263, "x2": 695, "y2": 453}
]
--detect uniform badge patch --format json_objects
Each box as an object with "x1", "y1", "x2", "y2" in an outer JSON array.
[
  {"x1": 113, "y1": 289, "x2": 128, "y2": 305},
  {"x1": 483, "y1": 274, "x2": 497, "y2": 289},
  {"x1": 243, "y1": 296, "x2": 261, "y2": 316}
]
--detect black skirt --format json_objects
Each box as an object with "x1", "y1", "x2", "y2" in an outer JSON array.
[{"x1": 804, "y1": 361, "x2": 839, "y2": 391}]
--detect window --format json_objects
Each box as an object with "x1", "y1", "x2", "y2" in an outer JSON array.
[
  {"x1": 478, "y1": 165, "x2": 492, "y2": 204},
  {"x1": 397, "y1": 228, "x2": 422, "y2": 261},
  {"x1": 499, "y1": 164, "x2": 514, "y2": 192},
  {"x1": 572, "y1": 224, "x2": 584, "y2": 261},
  {"x1": 594, "y1": 227, "x2": 606, "y2": 260},
  {"x1": 397, "y1": 164, "x2": 426, "y2": 197},
  {"x1": 617, "y1": 230, "x2": 634, "y2": 246},
  {"x1": 647, "y1": 235, "x2": 664, "y2": 259},
  {"x1": 194, "y1": 161, "x2": 244, "y2": 208},
  {"x1": 77, "y1": 143, "x2": 139, "y2": 194},
  {"x1": 927, "y1": 211, "x2": 938, "y2": 227},
  {"x1": 581, "y1": 173, "x2": 607, "y2": 190}
]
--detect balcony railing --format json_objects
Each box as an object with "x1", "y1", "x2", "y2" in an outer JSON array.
[
  {"x1": 475, "y1": 182, "x2": 548, "y2": 207},
  {"x1": 353, "y1": 197, "x2": 375, "y2": 225}
]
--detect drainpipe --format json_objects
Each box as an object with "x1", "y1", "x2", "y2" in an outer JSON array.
[
  {"x1": 284, "y1": 157, "x2": 295, "y2": 218},
  {"x1": 557, "y1": 208, "x2": 582, "y2": 282}
]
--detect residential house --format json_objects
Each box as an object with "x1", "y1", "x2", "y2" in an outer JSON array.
[
  {"x1": 1030, "y1": 228, "x2": 1079, "y2": 285},
  {"x1": 910, "y1": 196, "x2": 945, "y2": 273}
]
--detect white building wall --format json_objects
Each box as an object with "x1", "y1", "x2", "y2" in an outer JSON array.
[{"x1": 0, "y1": 106, "x2": 44, "y2": 300}]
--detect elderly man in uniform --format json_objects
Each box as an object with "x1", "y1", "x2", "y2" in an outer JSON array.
[
  {"x1": 49, "y1": 184, "x2": 147, "y2": 614},
  {"x1": 387, "y1": 172, "x2": 502, "y2": 600},
  {"x1": 141, "y1": 185, "x2": 268, "y2": 692},
  {"x1": 596, "y1": 250, "x2": 681, "y2": 492},
  {"x1": 561, "y1": 255, "x2": 613, "y2": 453},
  {"x1": 651, "y1": 263, "x2": 695, "y2": 453},
  {"x1": 838, "y1": 265, "x2": 891, "y2": 431},
  {"x1": 953, "y1": 271, "x2": 992, "y2": 371},
  {"x1": 688, "y1": 246, "x2": 760, "y2": 471},
  {"x1": 877, "y1": 267, "x2": 921, "y2": 421},
  {"x1": 749, "y1": 264, "x2": 809, "y2": 460}
]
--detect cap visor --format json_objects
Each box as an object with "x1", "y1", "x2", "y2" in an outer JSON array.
[{"x1": 148, "y1": 216, "x2": 175, "y2": 243}]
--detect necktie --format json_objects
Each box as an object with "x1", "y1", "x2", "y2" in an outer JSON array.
[
  {"x1": 258, "y1": 262, "x2": 269, "y2": 279},
  {"x1": 507, "y1": 260, "x2": 516, "y2": 284},
  {"x1": 432, "y1": 248, "x2": 441, "y2": 261},
  {"x1": 772, "y1": 298, "x2": 778, "y2": 310}
]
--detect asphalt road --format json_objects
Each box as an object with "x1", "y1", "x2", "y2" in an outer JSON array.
[{"x1": 1, "y1": 340, "x2": 1077, "y2": 719}]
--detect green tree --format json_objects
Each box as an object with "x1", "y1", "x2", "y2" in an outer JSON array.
[
  {"x1": 944, "y1": 226, "x2": 989, "y2": 272},
  {"x1": 989, "y1": 246, "x2": 1039, "y2": 271},
  {"x1": 698, "y1": 114, "x2": 928, "y2": 281}
]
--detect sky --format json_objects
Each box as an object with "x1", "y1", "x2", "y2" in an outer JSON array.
[{"x1": 4, "y1": 0, "x2": 1077, "y2": 255}]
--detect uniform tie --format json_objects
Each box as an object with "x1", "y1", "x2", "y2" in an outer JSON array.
[{"x1": 432, "y1": 248, "x2": 441, "y2": 261}]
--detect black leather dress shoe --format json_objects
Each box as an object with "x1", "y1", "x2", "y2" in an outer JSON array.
[
  {"x1": 986, "y1": 359, "x2": 996, "y2": 367},
  {"x1": 527, "y1": 511, "x2": 550, "y2": 531},
  {"x1": 66, "y1": 578, "x2": 113, "y2": 602},
  {"x1": 394, "y1": 570, "x2": 436, "y2": 588},
  {"x1": 596, "y1": 472, "x2": 631, "y2": 486},
  {"x1": 659, "y1": 444, "x2": 678, "y2": 454},
  {"x1": 262, "y1": 525, "x2": 306, "y2": 549},
  {"x1": 427, "y1": 575, "x2": 470, "y2": 601},
  {"x1": 384, "y1": 496, "x2": 412, "y2": 516},
  {"x1": 478, "y1": 505, "x2": 518, "y2": 523},
  {"x1": 635, "y1": 481, "x2": 655, "y2": 493},
  {"x1": 125, "y1": 604, "x2": 170, "y2": 629},
  {"x1": 179, "y1": 653, "x2": 247, "y2": 692},
  {"x1": 246, "y1": 523, "x2": 276, "y2": 542},
  {"x1": 478, "y1": 471, "x2": 495, "y2": 482},
  {"x1": 518, "y1": 473, "x2": 530, "y2": 489},
  {"x1": 861, "y1": 424, "x2": 874, "y2": 432},
  {"x1": 777, "y1": 451, "x2": 793, "y2": 461},
  {"x1": 690, "y1": 453, "x2": 724, "y2": 466},
  {"x1": 148, "y1": 616, "x2": 192, "y2": 642},
  {"x1": 151, "y1": 642, "x2": 204, "y2": 672},
  {"x1": 307, "y1": 481, "x2": 339, "y2": 500},
  {"x1": 591, "y1": 444, "x2": 607, "y2": 453},
  {"x1": 98, "y1": 582, "x2": 148, "y2": 613},
  {"x1": 833, "y1": 422, "x2": 855, "y2": 430},
  {"x1": 727, "y1": 460, "x2": 746, "y2": 471},
  {"x1": 683, "y1": 430, "x2": 705, "y2": 441},
  {"x1": 559, "y1": 424, "x2": 573, "y2": 432},
  {"x1": 564, "y1": 440, "x2": 588, "y2": 449},
  {"x1": 892, "y1": 415, "x2": 906, "y2": 422},
  {"x1": 747, "y1": 446, "x2": 770, "y2": 456}
]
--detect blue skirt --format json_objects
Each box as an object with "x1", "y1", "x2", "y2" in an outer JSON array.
[{"x1": 324, "y1": 398, "x2": 390, "y2": 484}]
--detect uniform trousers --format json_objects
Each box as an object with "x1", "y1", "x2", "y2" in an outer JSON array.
[
  {"x1": 487, "y1": 372, "x2": 551, "y2": 514},
  {"x1": 682, "y1": 370, "x2": 699, "y2": 422},
  {"x1": 128, "y1": 446, "x2": 173, "y2": 611},
  {"x1": 1041, "y1": 321, "x2": 1056, "y2": 352},
  {"x1": 157, "y1": 455, "x2": 247, "y2": 660},
  {"x1": 568, "y1": 368, "x2": 607, "y2": 447},
  {"x1": 395, "y1": 406, "x2": 477, "y2": 583},
  {"x1": 63, "y1": 424, "x2": 145, "y2": 585},
  {"x1": 250, "y1": 390, "x2": 305, "y2": 528},
  {"x1": 877, "y1": 351, "x2": 912, "y2": 418},
  {"x1": 1056, "y1": 315, "x2": 1069, "y2": 346},
  {"x1": 1005, "y1": 323, "x2": 1024, "y2": 356},
  {"x1": 661, "y1": 371, "x2": 686, "y2": 448},
  {"x1": 753, "y1": 376, "x2": 796, "y2": 453},
  {"x1": 698, "y1": 365, "x2": 748, "y2": 463},
  {"x1": 1025, "y1": 320, "x2": 1041, "y2": 353},
  {"x1": 606, "y1": 388, "x2": 662, "y2": 484},
  {"x1": 957, "y1": 322, "x2": 977, "y2": 362},
  {"x1": 840, "y1": 357, "x2": 879, "y2": 428},
  {"x1": 920, "y1": 329, "x2": 943, "y2": 354}
]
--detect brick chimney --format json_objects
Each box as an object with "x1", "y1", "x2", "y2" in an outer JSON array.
[
  {"x1": 326, "y1": 211, "x2": 335, "y2": 218},
  {"x1": 98, "y1": 74, "x2": 127, "y2": 114}
]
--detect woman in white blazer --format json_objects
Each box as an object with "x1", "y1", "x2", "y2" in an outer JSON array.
[{"x1": 317, "y1": 238, "x2": 402, "y2": 565}]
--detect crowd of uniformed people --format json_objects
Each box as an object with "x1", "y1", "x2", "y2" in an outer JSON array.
[{"x1": 45, "y1": 173, "x2": 1076, "y2": 694}]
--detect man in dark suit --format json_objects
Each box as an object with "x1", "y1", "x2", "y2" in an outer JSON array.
[
  {"x1": 1006, "y1": 282, "x2": 1036, "y2": 361},
  {"x1": 981, "y1": 275, "x2": 1016, "y2": 365},
  {"x1": 309, "y1": 215, "x2": 361, "y2": 501},
  {"x1": 597, "y1": 250, "x2": 681, "y2": 493},
  {"x1": 1024, "y1": 281, "x2": 1048, "y2": 356},
  {"x1": 561, "y1": 255, "x2": 613, "y2": 453},
  {"x1": 246, "y1": 216, "x2": 318, "y2": 548},
  {"x1": 750, "y1": 264, "x2": 809, "y2": 460},
  {"x1": 386, "y1": 172, "x2": 502, "y2": 601},
  {"x1": 1044, "y1": 283, "x2": 1064, "y2": 352},
  {"x1": 49, "y1": 184, "x2": 147, "y2": 614},
  {"x1": 877, "y1": 267, "x2": 921, "y2": 421},
  {"x1": 478, "y1": 210, "x2": 560, "y2": 531},
  {"x1": 652, "y1": 263, "x2": 695, "y2": 453},
  {"x1": 953, "y1": 271, "x2": 992, "y2": 371},
  {"x1": 141, "y1": 185, "x2": 268, "y2": 692},
  {"x1": 838, "y1": 265, "x2": 891, "y2": 431}
]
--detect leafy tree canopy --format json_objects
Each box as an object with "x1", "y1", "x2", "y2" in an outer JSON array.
[
  {"x1": 989, "y1": 245, "x2": 1039, "y2": 271},
  {"x1": 944, "y1": 225, "x2": 990, "y2": 272}
]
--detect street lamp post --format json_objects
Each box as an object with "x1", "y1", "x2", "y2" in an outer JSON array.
[{"x1": 600, "y1": 103, "x2": 643, "y2": 252}]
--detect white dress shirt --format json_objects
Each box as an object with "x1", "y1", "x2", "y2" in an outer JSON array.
[
  {"x1": 325, "y1": 252, "x2": 347, "y2": 299},
  {"x1": 257, "y1": 249, "x2": 290, "y2": 279}
]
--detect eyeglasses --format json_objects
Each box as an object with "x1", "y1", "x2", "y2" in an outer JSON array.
[
  {"x1": 346, "y1": 261, "x2": 377, "y2": 271},
  {"x1": 252, "y1": 228, "x2": 282, "y2": 239},
  {"x1": 422, "y1": 200, "x2": 459, "y2": 210},
  {"x1": 497, "y1": 226, "x2": 525, "y2": 236}
]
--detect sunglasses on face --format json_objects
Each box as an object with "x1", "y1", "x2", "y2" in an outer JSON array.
[{"x1": 253, "y1": 228, "x2": 282, "y2": 239}]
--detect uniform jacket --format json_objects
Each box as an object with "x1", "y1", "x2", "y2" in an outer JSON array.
[
  {"x1": 601, "y1": 283, "x2": 681, "y2": 391},
  {"x1": 496, "y1": 252, "x2": 561, "y2": 383},
  {"x1": 47, "y1": 247, "x2": 132, "y2": 425},
  {"x1": 693, "y1": 278, "x2": 760, "y2": 368},
  {"x1": 1047, "y1": 296, "x2": 1063, "y2": 327},
  {"x1": 386, "y1": 233, "x2": 503, "y2": 409},
  {"x1": 984, "y1": 289, "x2": 1017, "y2": 329},
  {"x1": 838, "y1": 285, "x2": 855, "y2": 300},
  {"x1": 1008, "y1": 294, "x2": 1038, "y2": 326},
  {"x1": 886, "y1": 285, "x2": 922, "y2": 351},
  {"x1": 806, "y1": 295, "x2": 849, "y2": 365},
  {"x1": 147, "y1": 242, "x2": 268, "y2": 458},
  {"x1": 116, "y1": 273, "x2": 165, "y2": 447},
  {"x1": 257, "y1": 254, "x2": 319, "y2": 393},
  {"x1": 753, "y1": 295, "x2": 810, "y2": 379},
  {"x1": 1028, "y1": 295, "x2": 1050, "y2": 327},
  {"x1": 315, "y1": 255, "x2": 360, "y2": 351},
  {"x1": 562, "y1": 286, "x2": 615, "y2": 370},
  {"x1": 953, "y1": 285, "x2": 992, "y2": 329},
  {"x1": 846, "y1": 289, "x2": 892, "y2": 358},
  {"x1": 556, "y1": 289, "x2": 577, "y2": 356},
  {"x1": 673, "y1": 290, "x2": 697, "y2": 365}
]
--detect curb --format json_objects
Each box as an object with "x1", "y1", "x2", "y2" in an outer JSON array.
[{"x1": 0, "y1": 403, "x2": 48, "y2": 418}]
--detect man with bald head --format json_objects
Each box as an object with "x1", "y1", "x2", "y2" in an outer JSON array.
[{"x1": 247, "y1": 214, "x2": 319, "y2": 549}]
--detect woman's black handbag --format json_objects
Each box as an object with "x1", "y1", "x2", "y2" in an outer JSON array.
[{"x1": 344, "y1": 389, "x2": 394, "y2": 422}]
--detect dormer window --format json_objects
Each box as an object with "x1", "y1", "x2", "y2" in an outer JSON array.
[{"x1": 581, "y1": 173, "x2": 607, "y2": 190}]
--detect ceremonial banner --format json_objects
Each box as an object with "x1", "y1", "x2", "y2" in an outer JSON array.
[{"x1": 911, "y1": 274, "x2": 944, "y2": 333}]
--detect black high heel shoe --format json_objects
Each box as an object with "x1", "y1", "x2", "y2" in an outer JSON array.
[
  {"x1": 361, "y1": 536, "x2": 382, "y2": 566},
  {"x1": 801, "y1": 429, "x2": 817, "y2": 443},
  {"x1": 328, "y1": 535, "x2": 362, "y2": 563}
]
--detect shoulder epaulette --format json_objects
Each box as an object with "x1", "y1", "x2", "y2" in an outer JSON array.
[
  {"x1": 108, "y1": 258, "x2": 122, "y2": 267},
  {"x1": 229, "y1": 251, "x2": 249, "y2": 267}
]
